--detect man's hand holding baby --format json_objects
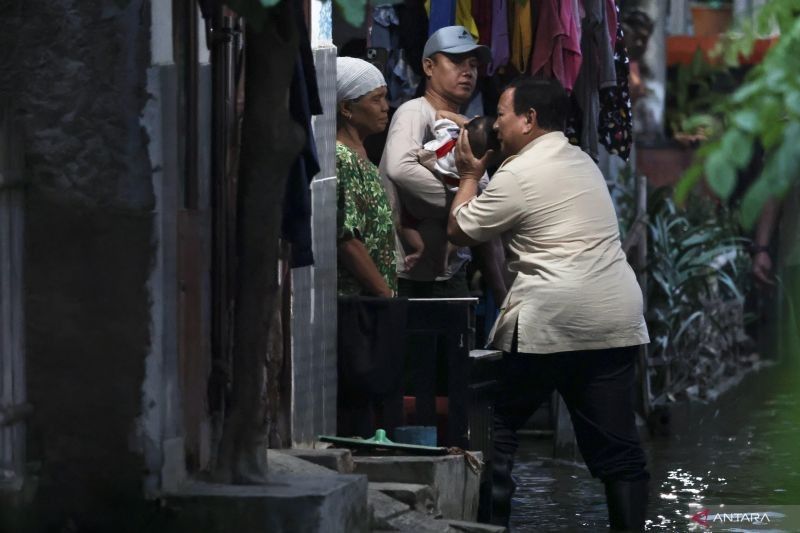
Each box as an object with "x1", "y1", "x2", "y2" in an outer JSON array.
[{"x1": 454, "y1": 128, "x2": 492, "y2": 182}]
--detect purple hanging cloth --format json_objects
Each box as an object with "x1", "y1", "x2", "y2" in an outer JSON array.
[{"x1": 488, "y1": 0, "x2": 509, "y2": 75}]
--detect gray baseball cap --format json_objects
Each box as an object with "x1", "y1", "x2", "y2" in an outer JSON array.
[{"x1": 423, "y1": 26, "x2": 491, "y2": 64}]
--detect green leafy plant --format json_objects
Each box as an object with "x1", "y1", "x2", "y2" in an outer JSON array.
[
  {"x1": 647, "y1": 192, "x2": 743, "y2": 348},
  {"x1": 646, "y1": 189, "x2": 752, "y2": 399},
  {"x1": 615, "y1": 167, "x2": 752, "y2": 401},
  {"x1": 666, "y1": 49, "x2": 734, "y2": 142},
  {"x1": 677, "y1": 0, "x2": 800, "y2": 229}
]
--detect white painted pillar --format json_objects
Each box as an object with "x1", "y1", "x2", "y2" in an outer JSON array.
[{"x1": 290, "y1": 0, "x2": 339, "y2": 448}]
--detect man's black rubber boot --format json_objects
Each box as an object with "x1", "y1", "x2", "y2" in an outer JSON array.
[
  {"x1": 489, "y1": 450, "x2": 516, "y2": 527},
  {"x1": 604, "y1": 478, "x2": 649, "y2": 531}
]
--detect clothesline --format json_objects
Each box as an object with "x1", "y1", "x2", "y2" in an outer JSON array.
[{"x1": 358, "y1": 0, "x2": 633, "y2": 162}]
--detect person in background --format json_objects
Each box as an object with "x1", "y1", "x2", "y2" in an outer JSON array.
[
  {"x1": 751, "y1": 188, "x2": 800, "y2": 361},
  {"x1": 380, "y1": 25, "x2": 491, "y2": 288},
  {"x1": 335, "y1": 57, "x2": 408, "y2": 440},
  {"x1": 335, "y1": 57, "x2": 395, "y2": 297},
  {"x1": 379, "y1": 25, "x2": 494, "y2": 426},
  {"x1": 448, "y1": 77, "x2": 651, "y2": 530}
]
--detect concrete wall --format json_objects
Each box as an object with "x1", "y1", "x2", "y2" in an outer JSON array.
[{"x1": 0, "y1": 0, "x2": 155, "y2": 528}]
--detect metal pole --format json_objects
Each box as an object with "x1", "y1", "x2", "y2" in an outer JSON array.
[
  {"x1": 637, "y1": 173, "x2": 652, "y2": 416},
  {"x1": 209, "y1": 5, "x2": 238, "y2": 433}
]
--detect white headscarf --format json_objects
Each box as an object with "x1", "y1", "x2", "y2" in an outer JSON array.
[{"x1": 336, "y1": 57, "x2": 386, "y2": 103}]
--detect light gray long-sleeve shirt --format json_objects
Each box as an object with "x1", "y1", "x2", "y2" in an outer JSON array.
[{"x1": 379, "y1": 96, "x2": 470, "y2": 281}]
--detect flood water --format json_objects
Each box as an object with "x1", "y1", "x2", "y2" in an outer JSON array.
[{"x1": 509, "y1": 363, "x2": 800, "y2": 531}]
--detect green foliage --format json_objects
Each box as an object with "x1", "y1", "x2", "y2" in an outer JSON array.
[
  {"x1": 677, "y1": 0, "x2": 800, "y2": 229},
  {"x1": 615, "y1": 168, "x2": 752, "y2": 399},
  {"x1": 646, "y1": 190, "x2": 748, "y2": 360},
  {"x1": 666, "y1": 49, "x2": 734, "y2": 139}
]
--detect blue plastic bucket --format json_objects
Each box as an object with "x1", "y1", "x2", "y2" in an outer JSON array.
[{"x1": 393, "y1": 425, "x2": 437, "y2": 447}]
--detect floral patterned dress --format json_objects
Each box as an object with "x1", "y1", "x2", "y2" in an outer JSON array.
[{"x1": 336, "y1": 142, "x2": 397, "y2": 296}]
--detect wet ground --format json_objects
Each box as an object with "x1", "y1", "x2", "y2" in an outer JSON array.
[{"x1": 509, "y1": 363, "x2": 800, "y2": 532}]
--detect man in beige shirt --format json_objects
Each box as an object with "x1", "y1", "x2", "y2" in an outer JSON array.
[{"x1": 448, "y1": 78, "x2": 650, "y2": 531}]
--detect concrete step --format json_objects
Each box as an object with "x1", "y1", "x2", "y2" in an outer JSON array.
[
  {"x1": 353, "y1": 454, "x2": 482, "y2": 522},
  {"x1": 368, "y1": 487, "x2": 411, "y2": 530},
  {"x1": 370, "y1": 481, "x2": 438, "y2": 516},
  {"x1": 444, "y1": 519, "x2": 507, "y2": 532},
  {"x1": 386, "y1": 510, "x2": 459, "y2": 532},
  {"x1": 165, "y1": 475, "x2": 368, "y2": 533},
  {"x1": 267, "y1": 450, "x2": 340, "y2": 476},
  {"x1": 281, "y1": 447, "x2": 354, "y2": 473}
]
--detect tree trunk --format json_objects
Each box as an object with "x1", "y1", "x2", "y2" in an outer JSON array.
[{"x1": 213, "y1": 1, "x2": 304, "y2": 483}]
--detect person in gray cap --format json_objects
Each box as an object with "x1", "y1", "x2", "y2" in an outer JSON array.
[{"x1": 378, "y1": 26, "x2": 490, "y2": 426}]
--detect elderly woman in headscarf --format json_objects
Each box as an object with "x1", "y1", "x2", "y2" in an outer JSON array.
[{"x1": 335, "y1": 57, "x2": 395, "y2": 296}]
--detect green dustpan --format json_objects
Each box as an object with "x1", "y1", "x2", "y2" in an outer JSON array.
[{"x1": 319, "y1": 429, "x2": 449, "y2": 455}]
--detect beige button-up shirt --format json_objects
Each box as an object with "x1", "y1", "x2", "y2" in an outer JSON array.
[{"x1": 454, "y1": 131, "x2": 649, "y2": 354}]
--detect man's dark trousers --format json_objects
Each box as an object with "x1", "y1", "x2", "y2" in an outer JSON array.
[{"x1": 490, "y1": 345, "x2": 649, "y2": 528}]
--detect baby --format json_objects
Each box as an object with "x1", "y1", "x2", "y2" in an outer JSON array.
[
  {"x1": 399, "y1": 114, "x2": 508, "y2": 303},
  {"x1": 399, "y1": 115, "x2": 497, "y2": 269}
]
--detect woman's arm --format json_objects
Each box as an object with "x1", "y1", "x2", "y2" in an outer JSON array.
[
  {"x1": 338, "y1": 238, "x2": 393, "y2": 297},
  {"x1": 435, "y1": 109, "x2": 470, "y2": 128}
]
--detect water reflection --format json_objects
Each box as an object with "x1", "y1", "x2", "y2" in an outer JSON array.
[{"x1": 509, "y1": 366, "x2": 800, "y2": 532}]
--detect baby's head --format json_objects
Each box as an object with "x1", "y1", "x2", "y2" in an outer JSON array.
[{"x1": 466, "y1": 116, "x2": 499, "y2": 159}]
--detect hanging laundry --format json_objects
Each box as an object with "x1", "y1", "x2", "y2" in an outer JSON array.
[
  {"x1": 398, "y1": 0, "x2": 429, "y2": 77},
  {"x1": 598, "y1": 2, "x2": 633, "y2": 161},
  {"x1": 488, "y1": 0, "x2": 510, "y2": 75},
  {"x1": 425, "y1": 0, "x2": 479, "y2": 40},
  {"x1": 472, "y1": 0, "x2": 492, "y2": 46},
  {"x1": 283, "y1": 0, "x2": 323, "y2": 267},
  {"x1": 426, "y1": 0, "x2": 456, "y2": 36},
  {"x1": 529, "y1": 0, "x2": 582, "y2": 92},
  {"x1": 456, "y1": 0, "x2": 480, "y2": 41},
  {"x1": 371, "y1": 4, "x2": 399, "y2": 50},
  {"x1": 605, "y1": 0, "x2": 617, "y2": 50},
  {"x1": 390, "y1": 50, "x2": 422, "y2": 107},
  {"x1": 571, "y1": 0, "x2": 617, "y2": 160},
  {"x1": 371, "y1": 5, "x2": 421, "y2": 107},
  {"x1": 572, "y1": 0, "x2": 584, "y2": 33},
  {"x1": 565, "y1": 91, "x2": 583, "y2": 147},
  {"x1": 509, "y1": 0, "x2": 533, "y2": 73}
]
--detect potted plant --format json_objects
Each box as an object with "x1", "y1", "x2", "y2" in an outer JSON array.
[
  {"x1": 691, "y1": 0, "x2": 734, "y2": 37},
  {"x1": 666, "y1": 49, "x2": 733, "y2": 145},
  {"x1": 637, "y1": 50, "x2": 733, "y2": 188}
]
